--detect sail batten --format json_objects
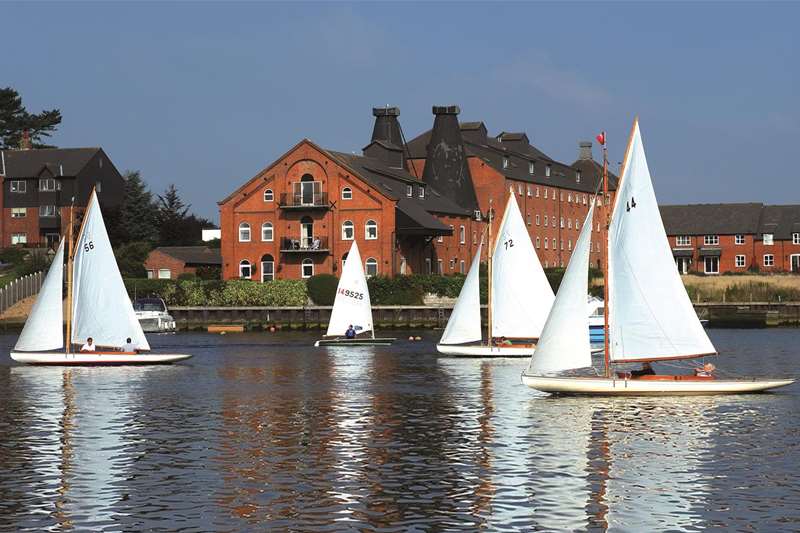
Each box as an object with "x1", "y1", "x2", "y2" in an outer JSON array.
[
  {"x1": 608, "y1": 121, "x2": 715, "y2": 363},
  {"x1": 14, "y1": 239, "x2": 65, "y2": 351},
  {"x1": 491, "y1": 194, "x2": 554, "y2": 339},
  {"x1": 326, "y1": 241, "x2": 373, "y2": 337},
  {"x1": 439, "y1": 240, "x2": 483, "y2": 345},
  {"x1": 71, "y1": 191, "x2": 150, "y2": 351}
]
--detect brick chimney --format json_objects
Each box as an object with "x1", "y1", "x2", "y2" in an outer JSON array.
[
  {"x1": 422, "y1": 105, "x2": 479, "y2": 211},
  {"x1": 20, "y1": 129, "x2": 32, "y2": 150},
  {"x1": 578, "y1": 141, "x2": 593, "y2": 161},
  {"x1": 363, "y1": 106, "x2": 405, "y2": 168}
]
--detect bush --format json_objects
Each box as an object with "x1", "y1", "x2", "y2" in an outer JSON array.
[
  {"x1": 196, "y1": 265, "x2": 221, "y2": 280},
  {"x1": 115, "y1": 241, "x2": 152, "y2": 278},
  {"x1": 124, "y1": 278, "x2": 308, "y2": 307},
  {"x1": 0, "y1": 247, "x2": 26, "y2": 265},
  {"x1": 307, "y1": 274, "x2": 339, "y2": 305},
  {"x1": 368, "y1": 275, "x2": 425, "y2": 305},
  {"x1": 17, "y1": 249, "x2": 52, "y2": 277},
  {"x1": 177, "y1": 272, "x2": 197, "y2": 280}
]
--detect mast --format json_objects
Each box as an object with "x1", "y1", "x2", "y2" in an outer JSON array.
[
  {"x1": 601, "y1": 132, "x2": 610, "y2": 377},
  {"x1": 486, "y1": 197, "x2": 493, "y2": 347},
  {"x1": 64, "y1": 201, "x2": 75, "y2": 354}
]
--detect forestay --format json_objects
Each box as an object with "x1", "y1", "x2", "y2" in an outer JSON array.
[
  {"x1": 326, "y1": 240, "x2": 373, "y2": 337},
  {"x1": 440, "y1": 240, "x2": 483, "y2": 345},
  {"x1": 527, "y1": 204, "x2": 595, "y2": 374},
  {"x1": 491, "y1": 194, "x2": 554, "y2": 339},
  {"x1": 15, "y1": 239, "x2": 65, "y2": 351},
  {"x1": 608, "y1": 121, "x2": 715, "y2": 362},
  {"x1": 71, "y1": 191, "x2": 150, "y2": 350}
]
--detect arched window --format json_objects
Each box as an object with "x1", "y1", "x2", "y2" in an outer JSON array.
[
  {"x1": 261, "y1": 222, "x2": 273, "y2": 242},
  {"x1": 459, "y1": 225, "x2": 465, "y2": 244},
  {"x1": 365, "y1": 219, "x2": 378, "y2": 240},
  {"x1": 239, "y1": 222, "x2": 251, "y2": 242},
  {"x1": 365, "y1": 257, "x2": 378, "y2": 277},
  {"x1": 263, "y1": 189, "x2": 274, "y2": 202},
  {"x1": 536, "y1": 236, "x2": 541, "y2": 248},
  {"x1": 239, "y1": 260, "x2": 252, "y2": 279},
  {"x1": 342, "y1": 187, "x2": 352, "y2": 200},
  {"x1": 342, "y1": 220, "x2": 354, "y2": 240},
  {"x1": 301, "y1": 258, "x2": 313, "y2": 278},
  {"x1": 261, "y1": 254, "x2": 274, "y2": 282}
]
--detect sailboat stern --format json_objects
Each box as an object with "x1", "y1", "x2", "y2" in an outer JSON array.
[{"x1": 521, "y1": 374, "x2": 795, "y2": 395}]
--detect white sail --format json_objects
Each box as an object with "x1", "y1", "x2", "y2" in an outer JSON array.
[
  {"x1": 14, "y1": 239, "x2": 65, "y2": 351},
  {"x1": 608, "y1": 120, "x2": 714, "y2": 362},
  {"x1": 439, "y1": 240, "x2": 483, "y2": 345},
  {"x1": 527, "y1": 204, "x2": 595, "y2": 374},
  {"x1": 491, "y1": 194, "x2": 554, "y2": 339},
  {"x1": 71, "y1": 191, "x2": 150, "y2": 351},
  {"x1": 326, "y1": 240, "x2": 373, "y2": 337}
]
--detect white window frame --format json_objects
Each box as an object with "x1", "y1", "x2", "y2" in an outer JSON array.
[
  {"x1": 503, "y1": 157, "x2": 509, "y2": 169},
  {"x1": 536, "y1": 187, "x2": 540, "y2": 198},
  {"x1": 301, "y1": 258, "x2": 314, "y2": 278},
  {"x1": 263, "y1": 189, "x2": 274, "y2": 202},
  {"x1": 704, "y1": 256, "x2": 719, "y2": 274},
  {"x1": 536, "y1": 214, "x2": 540, "y2": 226},
  {"x1": 406, "y1": 185, "x2": 413, "y2": 197},
  {"x1": 704, "y1": 235, "x2": 719, "y2": 246},
  {"x1": 544, "y1": 238, "x2": 548, "y2": 250},
  {"x1": 158, "y1": 269, "x2": 171, "y2": 279},
  {"x1": 576, "y1": 170, "x2": 581, "y2": 183},
  {"x1": 261, "y1": 222, "x2": 273, "y2": 242},
  {"x1": 545, "y1": 164, "x2": 551, "y2": 177},
  {"x1": 342, "y1": 220, "x2": 354, "y2": 241},
  {"x1": 341, "y1": 187, "x2": 352, "y2": 200},
  {"x1": 365, "y1": 220, "x2": 378, "y2": 240},
  {"x1": 11, "y1": 233, "x2": 27, "y2": 245},
  {"x1": 529, "y1": 162, "x2": 534, "y2": 174},
  {"x1": 763, "y1": 233, "x2": 774, "y2": 246},
  {"x1": 239, "y1": 260, "x2": 252, "y2": 279},
  {"x1": 238, "y1": 222, "x2": 251, "y2": 242},
  {"x1": 676, "y1": 235, "x2": 691, "y2": 246},
  {"x1": 527, "y1": 185, "x2": 532, "y2": 197},
  {"x1": 437, "y1": 259, "x2": 443, "y2": 275},
  {"x1": 544, "y1": 217, "x2": 548, "y2": 227},
  {"x1": 735, "y1": 234, "x2": 745, "y2": 245},
  {"x1": 39, "y1": 205, "x2": 58, "y2": 217},
  {"x1": 459, "y1": 225, "x2": 465, "y2": 244},
  {"x1": 425, "y1": 258, "x2": 432, "y2": 274},
  {"x1": 11, "y1": 208, "x2": 26, "y2": 218},
  {"x1": 365, "y1": 257, "x2": 378, "y2": 278},
  {"x1": 10, "y1": 180, "x2": 26, "y2": 193},
  {"x1": 763, "y1": 254, "x2": 774, "y2": 267},
  {"x1": 419, "y1": 186, "x2": 425, "y2": 198},
  {"x1": 793, "y1": 233, "x2": 800, "y2": 245},
  {"x1": 735, "y1": 255, "x2": 746, "y2": 268},
  {"x1": 39, "y1": 178, "x2": 57, "y2": 191},
  {"x1": 536, "y1": 237, "x2": 540, "y2": 249},
  {"x1": 544, "y1": 189, "x2": 548, "y2": 199},
  {"x1": 459, "y1": 260, "x2": 465, "y2": 274}
]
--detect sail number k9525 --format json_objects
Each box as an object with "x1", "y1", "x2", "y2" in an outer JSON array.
[
  {"x1": 338, "y1": 288, "x2": 364, "y2": 300},
  {"x1": 83, "y1": 240, "x2": 95, "y2": 252}
]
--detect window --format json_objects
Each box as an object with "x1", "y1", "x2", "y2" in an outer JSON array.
[
  {"x1": 576, "y1": 170, "x2": 581, "y2": 183},
  {"x1": 583, "y1": 194, "x2": 587, "y2": 205},
  {"x1": 459, "y1": 260, "x2": 465, "y2": 274},
  {"x1": 503, "y1": 157, "x2": 509, "y2": 169},
  {"x1": 560, "y1": 240, "x2": 564, "y2": 250},
  {"x1": 560, "y1": 192, "x2": 564, "y2": 201},
  {"x1": 459, "y1": 225, "x2": 465, "y2": 244},
  {"x1": 676, "y1": 236, "x2": 691, "y2": 246},
  {"x1": 10, "y1": 180, "x2": 26, "y2": 193},
  {"x1": 529, "y1": 162, "x2": 535, "y2": 174},
  {"x1": 419, "y1": 186, "x2": 425, "y2": 198},
  {"x1": 340, "y1": 187, "x2": 352, "y2": 200},
  {"x1": 365, "y1": 257, "x2": 378, "y2": 277},
  {"x1": 261, "y1": 222, "x2": 273, "y2": 242},
  {"x1": 544, "y1": 216, "x2": 548, "y2": 227},
  {"x1": 264, "y1": 189, "x2": 274, "y2": 202},
  {"x1": 342, "y1": 220, "x2": 354, "y2": 240},
  {"x1": 365, "y1": 220, "x2": 378, "y2": 240},
  {"x1": 545, "y1": 261, "x2": 549, "y2": 268},
  {"x1": 527, "y1": 214, "x2": 531, "y2": 226},
  {"x1": 302, "y1": 258, "x2": 314, "y2": 278},
  {"x1": 437, "y1": 233, "x2": 444, "y2": 243},
  {"x1": 158, "y1": 269, "x2": 171, "y2": 279},
  {"x1": 536, "y1": 237, "x2": 540, "y2": 248},
  {"x1": 544, "y1": 239, "x2": 548, "y2": 249},
  {"x1": 238, "y1": 222, "x2": 251, "y2": 242},
  {"x1": 735, "y1": 234, "x2": 745, "y2": 245},
  {"x1": 794, "y1": 233, "x2": 800, "y2": 245},
  {"x1": 39, "y1": 178, "x2": 57, "y2": 191},
  {"x1": 568, "y1": 193, "x2": 573, "y2": 203},
  {"x1": 536, "y1": 187, "x2": 540, "y2": 198},
  {"x1": 239, "y1": 260, "x2": 252, "y2": 279},
  {"x1": 449, "y1": 225, "x2": 454, "y2": 240},
  {"x1": 552, "y1": 216, "x2": 556, "y2": 227},
  {"x1": 568, "y1": 239, "x2": 572, "y2": 251},
  {"x1": 437, "y1": 259, "x2": 443, "y2": 275},
  {"x1": 735, "y1": 255, "x2": 746, "y2": 268},
  {"x1": 545, "y1": 165, "x2": 551, "y2": 177},
  {"x1": 527, "y1": 185, "x2": 532, "y2": 197},
  {"x1": 544, "y1": 189, "x2": 548, "y2": 199},
  {"x1": 552, "y1": 238, "x2": 557, "y2": 249},
  {"x1": 95, "y1": 181, "x2": 102, "y2": 193},
  {"x1": 473, "y1": 230, "x2": 477, "y2": 244},
  {"x1": 764, "y1": 254, "x2": 774, "y2": 267},
  {"x1": 261, "y1": 254, "x2": 275, "y2": 282},
  {"x1": 763, "y1": 234, "x2": 774, "y2": 245},
  {"x1": 11, "y1": 233, "x2": 26, "y2": 245},
  {"x1": 39, "y1": 205, "x2": 57, "y2": 217},
  {"x1": 567, "y1": 219, "x2": 572, "y2": 229},
  {"x1": 704, "y1": 235, "x2": 719, "y2": 246},
  {"x1": 449, "y1": 258, "x2": 455, "y2": 270},
  {"x1": 406, "y1": 185, "x2": 413, "y2": 197},
  {"x1": 425, "y1": 258, "x2": 432, "y2": 275},
  {"x1": 704, "y1": 256, "x2": 719, "y2": 274},
  {"x1": 536, "y1": 214, "x2": 540, "y2": 226},
  {"x1": 11, "y1": 208, "x2": 25, "y2": 218},
  {"x1": 147, "y1": 270, "x2": 154, "y2": 279},
  {"x1": 575, "y1": 219, "x2": 579, "y2": 229},
  {"x1": 553, "y1": 190, "x2": 557, "y2": 202},
  {"x1": 560, "y1": 217, "x2": 564, "y2": 228}
]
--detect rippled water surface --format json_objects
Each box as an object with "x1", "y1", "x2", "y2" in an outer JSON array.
[{"x1": 1, "y1": 328, "x2": 799, "y2": 532}]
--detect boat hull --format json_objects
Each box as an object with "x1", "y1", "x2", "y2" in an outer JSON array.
[
  {"x1": 10, "y1": 351, "x2": 193, "y2": 365},
  {"x1": 437, "y1": 343, "x2": 535, "y2": 357},
  {"x1": 314, "y1": 338, "x2": 395, "y2": 347},
  {"x1": 521, "y1": 374, "x2": 796, "y2": 395}
]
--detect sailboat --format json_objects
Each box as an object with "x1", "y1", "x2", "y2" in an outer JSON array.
[
  {"x1": 437, "y1": 193, "x2": 555, "y2": 357},
  {"x1": 10, "y1": 190, "x2": 192, "y2": 365},
  {"x1": 314, "y1": 240, "x2": 395, "y2": 346},
  {"x1": 522, "y1": 119, "x2": 794, "y2": 394}
]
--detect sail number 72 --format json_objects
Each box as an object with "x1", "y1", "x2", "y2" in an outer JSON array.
[
  {"x1": 503, "y1": 238, "x2": 514, "y2": 250},
  {"x1": 83, "y1": 241, "x2": 94, "y2": 252}
]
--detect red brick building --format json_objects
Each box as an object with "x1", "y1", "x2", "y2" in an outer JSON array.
[
  {"x1": 0, "y1": 147, "x2": 124, "y2": 248},
  {"x1": 145, "y1": 246, "x2": 222, "y2": 279},
  {"x1": 218, "y1": 105, "x2": 616, "y2": 280},
  {"x1": 662, "y1": 203, "x2": 800, "y2": 274}
]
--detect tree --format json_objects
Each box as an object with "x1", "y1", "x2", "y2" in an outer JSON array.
[
  {"x1": 119, "y1": 170, "x2": 159, "y2": 243},
  {"x1": 0, "y1": 87, "x2": 62, "y2": 149},
  {"x1": 156, "y1": 184, "x2": 192, "y2": 246},
  {"x1": 114, "y1": 241, "x2": 153, "y2": 278}
]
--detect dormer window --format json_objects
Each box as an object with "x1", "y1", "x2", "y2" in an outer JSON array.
[
  {"x1": 545, "y1": 164, "x2": 552, "y2": 177},
  {"x1": 418, "y1": 185, "x2": 425, "y2": 198},
  {"x1": 529, "y1": 162, "x2": 535, "y2": 174},
  {"x1": 474, "y1": 210, "x2": 482, "y2": 221},
  {"x1": 39, "y1": 178, "x2": 57, "y2": 191},
  {"x1": 341, "y1": 187, "x2": 352, "y2": 200},
  {"x1": 763, "y1": 233, "x2": 774, "y2": 245},
  {"x1": 406, "y1": 185, "x2": 413, "y2": 197},
  {"x1": 502, "y1": 157, "x2": 509, "y2": 169},
  {"x1": 576, "y1": 170, "x2": 581, "y2": 183}
]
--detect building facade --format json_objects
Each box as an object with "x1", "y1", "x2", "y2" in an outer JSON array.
[
  {"x1": 0, "y1": 147, "x2": 125, "y2": 248},
  {"x1": 145, "y1": 246, "x2": 222, "y2": 279},
  {"x1": 662, "y1": 203, "x2": 800, "y2": 274}
]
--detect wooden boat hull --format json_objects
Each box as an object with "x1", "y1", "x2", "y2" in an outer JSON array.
[
  {"x1": 314, "y1": 338, "x2": 395, "y2": 347},
  {"x1": 437, "y1": 343, "x2": 535, "y2": 357},
  {"x1": 9, "y1": 351, "x2": 193, "y2": 365},
  {"x1": 521, "y1": 374, "x2": 796, "y2": 395}
]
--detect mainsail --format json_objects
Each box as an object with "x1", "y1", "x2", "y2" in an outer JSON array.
[
  {"x1": 491, "y1": 194, "x2": 554, "y2": 339},
  {"x1": 607, "y1": 121, "x2": 715, "y2": 362},
  {"x1": 15, "y1": 239, "x2": 65, "y2": 351},
  {"x1": 326, "y1": 240, "x2": 373, "y2": 337},
  {"x1": 527, "y1": 204, "x2": 595, "y2": 374},
  {"x1": 439, "y1": 240, "x2": 483, "y2": 345},
  {"x1": 71, "y1": 191, "x2": 150, "y2": 350}
]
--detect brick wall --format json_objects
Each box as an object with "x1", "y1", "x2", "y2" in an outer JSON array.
[{"x1": 144, "y1": 250, "x2": 189, "y2": 279}]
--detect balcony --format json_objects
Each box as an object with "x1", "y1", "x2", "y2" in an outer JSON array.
[
  {"x1": 278, "y1": 191, "x2": 329, "y2": 210},
  {"x1": 39, "y1": 215, "x2": 61, "y2": 230},
  {"x1": 280, "y1": 236, "x2": 329, "y2": 253}
]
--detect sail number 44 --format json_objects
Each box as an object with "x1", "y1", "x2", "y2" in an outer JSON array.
[
  {"x1": 338, "y1": 288, "x2": 364, "y2": 300},
  {"x1": 83, "y1": 241, "x2": 95, "y2": 252}
]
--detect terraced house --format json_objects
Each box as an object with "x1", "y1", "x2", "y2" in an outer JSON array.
[{"x1": 218, "y1": 105, "x2": 615, "y2": 280}]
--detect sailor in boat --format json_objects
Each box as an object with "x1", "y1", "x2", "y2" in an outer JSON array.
[
  {"x1": 694, "y1": 362, "x2": 716, "y2": 378},
  {"x1": 345, "y1": 325, "x2": 357, "y2": 340},
  {"x1": 629, "y1": 362, "x2": 656, "y2": 378},
  {"x1": 122, "y1": 337, "x2": 137, "y2": 353},
  {"x1": 80, "y1": 337, "x2": 96, "y2": 352}
]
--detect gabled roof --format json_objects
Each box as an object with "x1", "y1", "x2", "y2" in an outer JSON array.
[
  {"x1": 1, "y1": 147, "x2": 101, "y2": 178},
  {"x1": 395, "y1": 198, "x2": 452, "y2": 235},
  {"x1": 758, "y1": 205, "x2": 800, "y2": 239},
  {"x1": 659, "y1": 203, "x2": 764, "y2": 235},
  {"x1": 153, "y1": 246, "x2": 222, "y2": 265}
]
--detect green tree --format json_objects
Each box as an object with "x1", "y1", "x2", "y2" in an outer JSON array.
[
  {"x1": 0, "y1": 87, "x2": 62, "y2": 149},
  {"x1": 120, "y1": 170, "x2": 158, "y2": 243},
  {"x1": 114, "y1": 241, "x2": 152, "y2": 278},
  {"x1": 156, "y1": 184, "x2": 191, "y2": 246}
]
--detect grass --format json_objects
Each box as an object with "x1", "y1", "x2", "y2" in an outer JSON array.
[{"x1": 681, "y1": 274, "x2": 800, "y2": 303}]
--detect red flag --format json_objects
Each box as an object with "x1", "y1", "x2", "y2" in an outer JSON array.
[{"x1": 595, "y1": 132, "x2": 606, "y2": 146}]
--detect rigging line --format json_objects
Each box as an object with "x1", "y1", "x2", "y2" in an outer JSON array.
[{"x1": 397, "y1": 121, "x2": 419, "y2": 180}]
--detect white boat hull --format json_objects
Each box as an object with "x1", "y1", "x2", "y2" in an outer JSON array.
[
  {"x1": 314, "y1": 337, "x2": 395, "y2": 347},
  {"x1": 10, "y1": 351, "x2": 192, "y2": 365},
  {"x1": 521, "y1": 374, "x2": 795, "y2": 395},
  {"x1": 437, "y1": 343, "x2": 535, "y2": 357}
]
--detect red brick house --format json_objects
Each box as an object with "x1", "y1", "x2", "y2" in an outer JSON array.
[
  {"x1": 662, "y1": 203, "x2": 800, "y2": 274},
  {"x1": 145, "y1": 246, "x2": 222, "y2": 279}
]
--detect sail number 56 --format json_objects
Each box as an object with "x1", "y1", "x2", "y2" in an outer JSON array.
[{"x1": 83, "y1": 241, "x2": 95, "y2": 252}]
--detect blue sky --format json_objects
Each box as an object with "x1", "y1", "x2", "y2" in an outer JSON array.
[{"x1": 3, "y1": 1, "x2": 798, "y2": 220}]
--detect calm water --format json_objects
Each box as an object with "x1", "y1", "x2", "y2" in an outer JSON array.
[{"x1": 0, "y1": 329, "x2": 799, "y2": 532}]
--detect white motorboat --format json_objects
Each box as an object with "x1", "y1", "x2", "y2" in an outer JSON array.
[
  {"x1": 10, "y1": 190, "x2": 192, "y2": 365},
  {"x1": 522, "y1": 120, "x2": 794, "y2": 395},
  {"x1": 134, "y1": 298, "x2": 177, "y2": 333}
]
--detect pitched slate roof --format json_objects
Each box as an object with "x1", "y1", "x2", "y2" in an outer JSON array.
[
  {"x1": 1, "y1": 148, "x2": 100, "y2": 178},
  {"x1": 154, "y1": 246, "x2": 222, "y2": 265},
  {"x1": 659, "y1": 203, "x2": 764, "y2": 235},
  {"x1": 758, "y1": 205, "x2": 800, "y2": 240}
]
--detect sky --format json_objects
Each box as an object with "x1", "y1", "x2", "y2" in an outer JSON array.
[{"x1": 3, "y1": 1, "x2": 798, "y2": 221}]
